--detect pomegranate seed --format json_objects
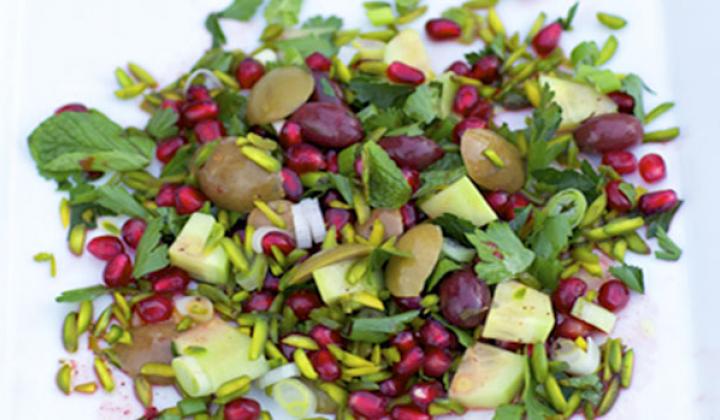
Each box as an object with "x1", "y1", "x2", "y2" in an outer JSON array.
[
  {"x1": 325, "y1": 208, "x2": 353, "y2": 233},
  {"x1": 235, "y1": 58, "x2": 265, "y2": 89},
  {"x1": 446, "y1": 61, "x2": 471, "y2": 77},
  {"x1": 639, "y1": 153, "x2": 666, "y2": 183},
  {"x1": 467, "y1": 98, "x2": 493, "y2": 121},
  {"x1": 263, "y1": 274, "x2": 280, "y2": 292},
  {"x1": 183, "y1": 101, "x2": 219, "y2": 125},
  {"x1": 423, "y1": 347, "x2": 452, "y2": 377},
  {"x1": 194, "y1": 119, "x2": 224, "y2": 144},
  {"x1": 452, "y1": 117, "x2": 487, "y2": 143},
  {"x1": 453, "y1": 85, "x2": 479, "y2": 116},
  {"x1": 156, "y1": 183, "x2": 178, "y2": 207},
  {"x1": 280, "y1": 168, "x2": 304, "y2": 202},
  {"x1": 279, "y1": 121, "x2": 303, "y2": 149},
  {"x1": 505, "y1": 193, "x2": 530, "y2": 220},
  {"x1": 285, "y1": 144, "x2": 326, "y2": 174},
  {"x1": 425, "y1": 18, "x2": 462, "y2": 41},
  {"x1": 532, "y1": 22, "x2": 563, "y2": 57},
  {"x1": 391, "y1": 404, "x2": 431, "y2": 420},
  {"x1": 485, "y1": 191, "x2": 510, "y2": 217},
  {"x1": 391, "y1": 331, "x2": 417, "y2": 353},
  {"x1": 148, "y1": 266, "x2": 190, "y2": 294},
  {"x1": 286, "y1": 290, "x2": 322, "y2": 320},
  {"x1": 608, "y1": 91, "x2": 635, "y2": 114},
  {"x1": 261, "y1": 231, "x2": 295, "y2": 256},
  {"x1": 309, "y1": 325, "x2": 343, "y2": 348},
  {"x1": 354, "y1": 157, "x2": 364, "y2": 178},
  {"x1": 409, "y1": 381, "x2": 444, "y2": 409},
  {"x1": 379, "y1": 377, "x2": 406, "y2": 397},
  {"x1": 418, "y1": 320, "x2": 451, "y2": 349},
  {"x1": 348, "y1": 391, "x2": 387, "y2": 418},
  {"x1": 556, "y1": 317, "x2": 594, "y2": 339},
  {"x1": 243, "y1": 291, "x2": 276, "y2": 313},
  {"x1": 602, "y1": 150, "x2": 637, "y2": 175},
  {"x1": 143, "y1": 406, "x2": 159, "y2": 420},
  {"x1": 387, "y1": 61, "x2": 425, "y2": 85},
  {"x1": 135, "y1": 294, "x2": 174, "y2": 324},
  {"x1": 87, "y1": 236, "x2": 124, "y2": 261},
  {"x1": 224, "y1": 397, "x2": 261, "y2": 420},
  {"x1": 552, "y1": 277, "x2": 588, "y2": 314},
  {"x1": 310, "y1": 349, "x2": 341, "y2": 381},
  {"x1": 186, "y1": 85, "x2": 212, "y2": 103},
  {"x1": 638, "y1": 189, "x2": 678, "y2": 215},
  {"x1": 395, "y1": 296, "x2": 422, "y2": 310},
  {"x1": 103, "y1": 253, "x2": 134, "y2": 288},
  {"x1": 402, "y1": 168, "x2": 421, "y2": 192},
  {"x1": 326, "y1": 150, "x2": 338, "y2": 173},
  {"x1": 155, "y1": 136, "x2": 187, "y2": 164},
  {"x1": 605, "y1": 180, "x2": 633, "y2": 213},
  {"x1": 400, "y1": 203, "x2": 418, "y2": 229},
  {"x1": 175, "y1": 185, "x2": 207, "y2": 215},
  {"x1": 161, "y1": 99, "x2": 182, "y2": 114},
  {"x1": 121, "y1": 218, "x2": 147, "y2": 249},
  {"x1": 496, "y1": 340, "x2": 523, "y2": 351},
  {"x1": 471, "y1": 55, "x2": 501, "y2": 84},
  {"x1": 55, "y1": 103, "x2": 88, "y2": 114},
  {"x1": 598, "y1": 280, "x2": 630, "y2": 312},
  {"x1": 305, "y1": 52, "x2": 332, "y2": 72},
  {"x1": 394, "y1": 346, "x2": 424, "y2": 377}
]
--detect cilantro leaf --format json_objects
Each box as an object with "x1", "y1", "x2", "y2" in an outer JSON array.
[
  {"x1": 349, "y1": 77, "x2": 414, "y2": 108},
  {"x1": 493, "y1": 404, "x2": 524, "y2": 420},
  {"x1": 532, "y1": 167, "x2": 598, "y2": 199},
  {"x1": 221, "y1": 0, "x2": 263, "y2": 20},
  {"x1": 264, "y1": 0, "x2": 303, "y2": 27},
  {"x1": 145, "y1": 108, "x2": 179, "y2": 140},
  {"x1": 609, "y1": 264, "x2": 644, "y2": 293},
  {"x1": 56, "y1": 285, "x2": 108, "y2": 303},
  {"x1": 96, "y1": 184, "x2": 151, "y2": 219},
  {"x1": 133, "y1": 218, "x2": 170, "y2": 278},
  {"x1": 529, "y1": 214, "x2": 574, "y2": 290},
  {"x1": 525, "y1": 86, "x2": 563, "y2": 174},
  {"x1": 403, "y1": 84, "x2": 440, "y2": 124},
  {"x1": 654, "y1": 227, "x2": 682, "y2": 261},
  {"x1": 28, "y1": 110, "x2": 154, "y2": 182},
  {"x1": 362, "y1": 142, "x2": 412, "y2": 209},
  {"x1": 467, "y1": 222, "x2": 535, "y2": 285}
]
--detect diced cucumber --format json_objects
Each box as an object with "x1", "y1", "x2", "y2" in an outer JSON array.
[
  {"x1": 169, "y1": 213, "x2": 229, "y2": 284},
  {"x1": 172, "y1": 319, "x2": 269, "y2": 397},
  {"x1": 482, "y1": 281, "x2": 555, "y2": 344},
  {"x1": 540, "y1": 75, "x2": 617, "y2": 130},
  {"x1": 449, "y1": 342, "x2": 526, "y2": 408},
  {"x1": 570, "y1": 298, "x2": 617, "y2": 333},
  {"x1": 419, "y1": 176, "x2": 497, "y2": 227},
  {"x1": 313, "y1": 258, "x2": 375, "y2": 304}
]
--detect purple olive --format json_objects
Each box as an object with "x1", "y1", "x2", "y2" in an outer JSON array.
[
  {"x1": 290, "y1": 103, "x2": 364, "y2": 148},
  {"x1": 439, "y1": 269, "x2": 491, "y2": 328},
  {"x1": 311, "y1": 71, "x2": 345, "y2": 105},
  {"x1": 378, "y1": 136, "x2": 445, "y2": 170},
  {"x1": 573, "y1": 113, "x2": 643, "y2": 153}
]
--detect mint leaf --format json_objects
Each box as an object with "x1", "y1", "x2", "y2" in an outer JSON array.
[
  {"x1": 403, "y1": 84, "x2": 440, "y2": 124},
  {"x1": 609, "y1": 264, "x2": 644, "y2": 293},
  {"x1": 192, "y1": 48, "x2": 234, "y2": 72},
  {"x1": 264, "y1": 0, "x2": 303, "y2": 26},
  {"x1": 528, "y1": 213, "x2": 574, "y2": 290},
  {"x1": 133, "y1": 218, "x2": 170, "y2": 278},
  {"x1": 28, "y1": 110, "x2": 154, "y2": 181},
  {"x1": 221, "y1": 0, "x2": 263, "y2": 20},
  {"x1": 432, "y1": 213, "x2": 475, "y2": 246},
  {"x1": 493, "y1": 404, "x2": 524, "y2": 420},
  {"x1": 56, "y1": 285, "x2": 108, "y2": 303},
  {"x1": 145, "y1": 108, "x2": 179, "y2": 140},
  {"x1": 414, "y1": 165, "x2": 465, "y2": 199},
  {"x1": 362, "y1": 142, "x2": 412, "y2": 209},
  {"x1": 467, "y1": 222, "x2": 535, "y2": 285},
  {"x1": 96, "y1": 184, "x2": 151, "y2": 219},
  {"x1": 349, "y1": 77, "x2": 414, "y2": 107}
]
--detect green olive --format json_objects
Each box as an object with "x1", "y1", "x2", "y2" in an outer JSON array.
[
  {"x1": 385, "y1": 224, "x2": 443, "y2": 297},
  {"x1": 461, "y1": 128, "x2": 525, "y2": 193},
  {"x1": 114, "y1": 322, "x2": 178, "y2": 385},
  {"x1": 247, "y1": 200, "x2": 295, "y2": 235},
  {"x1": 287, "y1": 244, "x2": 373, "y2": 286},
  {"x1": 246, "y1": 67, "x2": 315, "y2": 125},
  {"x1": 355, "y1": 209, "x2": 404, "y2": 241},
  {"x1": 197, "y1": 139, "x2": 285, "y2": 213}
]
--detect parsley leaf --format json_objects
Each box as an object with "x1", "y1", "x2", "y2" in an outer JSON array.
[
  {"x1": 96, "y1": 184, "x2": 151, "y2": 219},
  {"x1": 349, "y1": 76, "x2": 414, "y2": 107},
  {"x1": 532, "y1": 167, "x2": 598, "y2": 199},
  {"x1": 145, "y1": 108, "x2": 179, "y2": 140},
  {"x1": 55, "y1": 285, "x2": 108, "y2": 303},
  {"x1": 654, "y1": 227, "x2": 682, "y2": 261},
  {"x1": 133, "y1": 218, "x2": 170, "y2": 278},
  {"x1": 264, "y1": 0, "x2": 303, "y2": 27},
  {"x1": 215, "y1": 90, "x2": 248, "y2": 136},
  {"x1": 467, "y1": 222, "x2": 535, "y2": 285},
  {"x1": 362, "y1": 142, "x2": 412, "y2": 209},
  {"x1": 28, "y1": 110, "x2": 154, "y2": 182},
  {"x1": 493, "y1": 404, "x2": 524, "y2": 420},
  {"x1": 525, "y1": 87, "x2": 563, "y2": 175},
  {"x1": 609, "y1": 264, "x2": 644, "y2": 293},
  {"x1": 529, "y1": 213, "x2": 574, "y2": 290},
  {"x1": 403, "y1": 84, "x2": 440, "y2": 124},
  {"x1": 221, "y1": 0, "x2": 263, "y2": 20}
]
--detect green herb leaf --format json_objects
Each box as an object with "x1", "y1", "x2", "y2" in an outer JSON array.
[
  {"x1": 414, "y1": 165, "x2": 466, "y2": 199},
  {"x1": 560, "y1": 2, "x2": 580, "y2": 30},
  {"x1": 264, "y1": 0, "x2": 304, "y2": 27},
  {"x1": 328, "y1": 173, "x2": 354, "y2": 204},
  {"x1": 570, "y1": 41, "x2": 600, "y2": 68},
  {"x1": 646, "y1": 201, "x2": 682, "y2": 238},
  {"x1": 609, "y1": 264, "x2": 644, "y2": 293},
  {"x1": 362, "y1": 142, "x2": 412, "y2": 209},
  {"x1": 525, "y1": 86, "x2": 563, "y2": 174},
  {"x1": 493, "y1": 404, "x2": 525, "y2": 420},
  {"x1": 221, "y1": 0, "x2": 264, "y2": 20},
  {"x1": 442, "y1": 7, "x2": 477, "y2": 44},
  {"x1": 434, "y1": 316, "x2": 474, "y2": 348},
  {"x1": 529, "y1": 213, "x2": 574, "y2": 290},
  {"x1": 654, "y1": 227, "x2": 682, "y2": 261},
  {"x1": 161, "y1": 145, "x2": 194, "y2": 178},
  {"x1": 302, "y1": 15, "x2": 343, "y2": 31},
  {"x1": 145, "y1": 108, "x2": 179, "y2": 140},
  {"x1": 426, "y1": 258, "x2": 461, "y2": 291},
  {"x1": 622, "y1": 73, "x2": 649, "y2": 120},
  {"x1": 349, "y1": 310, "x2": 420, "y2": 342},
  {"x1": 431, "y1": 213, "x2": 476, "y2": 246},
  {"x1": 133, "y1": 218, "x2": 170, "y2": 278},
  {"x1": 96, "y1": 184, "x2": 151, "y2": 219},
  {"x1": 28, "y1": 110, "x2": 154, "y2": 182},
  {"x1": 467, "y1": 222, "x2": 535, "y2": 285},
  {"x1": 403, "y1": 84, "x2": 440, "y2": 124},
  {"x1": 532, "y1": 167, "x2": 598, "y2": 200},
  {"x1": 395, "y1": 0, "x2": 420, "y2": 15},
  {"x1": 349, "y1": 76, "x2": 414, "y2": 108},
  {"x1": 56, "y1": 285, "x2": 108, "y2": 303},
  {"x1": 618, "y1": 182, "x2": 637, "y2": 206},
  {"x1": 205, "y1": 13, "x2": 227, "y2": 47},
  {"x1": 576, "y1": 65, "x2": 622, "y2": 93},
  {"x1": 522, "y1": 363, "x2": 556, "y2": 420},
  {"x1": 275, "y1": 34, "x2": 338, "y2": 58},
  {"x1": 216, "y1": 90, "x2": 248, "y2": 136}
]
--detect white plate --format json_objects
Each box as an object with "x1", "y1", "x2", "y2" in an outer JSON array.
[{"x1": 1, "y1": 0, "x2": 719, "y2": 418}]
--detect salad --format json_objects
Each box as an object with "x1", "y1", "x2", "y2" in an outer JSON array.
[{"x1": 29, "y1": 0, "x2": 683, "y2": 419}]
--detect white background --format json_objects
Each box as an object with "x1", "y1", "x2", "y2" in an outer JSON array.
[{"x1": 1, "y1": 0, "x2": 719, "y2": 418}]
